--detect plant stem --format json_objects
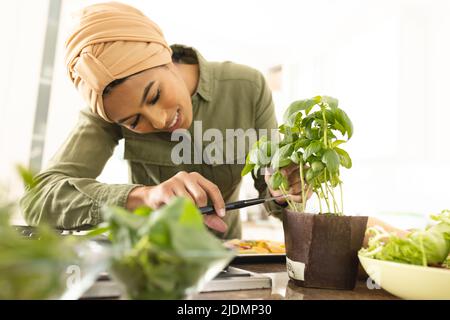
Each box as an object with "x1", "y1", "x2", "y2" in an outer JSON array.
[
  {"x1": 319, "y1": 183, "x2": 331, "y2": 213},
  {"x1": 325, "y1": 180, "x2": 340, "y2": 215},
  {"x1": 323, "y1": 170, "x2": 332, "y2": 213},
  {"x1": 316, "y1": 191, "x2": 323, "y2": 213},
  {"x1": 321, "y1": 104, "x2": 328, "y2": 148},
  {"x1": 339, "y1": 182, "x2": 344, "y2": 215},
  {"x1": 324, "y1": 169, "x2": 341, "y2": 214},
  {"x1": 280, "y1": 185, "x2": 296, "y2": 212},
  {"x1": 299, "y1": 160, "x2": 306, "y2": 213},
  {"x1": 328, "y1": 185, "x2": 339, "y2": 213}
]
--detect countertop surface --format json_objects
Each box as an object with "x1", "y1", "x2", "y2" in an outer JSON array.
[
  {"x1": 83, "y1": 261, "x2": 398, "y2": 300},
  {"x1": 192, "y1": 262, "x2": 397, "y2": 300}
]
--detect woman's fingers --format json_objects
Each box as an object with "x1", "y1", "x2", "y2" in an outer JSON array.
[
  {"x1": 143, "y1": 171, "x2": 228, "y2": 233},
  {"x1": 171, "y1": 185, "x2": 195, "y2": 204},
  {"x1": 264, "y1": 164, "x2": 314, "y2": 207},
  {"x1": 180, "y1": 172, "x2": 227, "y2": 232},
  {"x1": 287, "y1": 194, "x2": 303, "y2": 203},
  {"x1": 196, "y1": 175, "x2": 226, "y2": 217},
  {"x1": 280, "y1": 164, "x2": 299, "y2": 177},
  {"x1": 144, "y1": 181, "x2": 175, "y2": 208},
  {"x1": 203, "y1": 214, "x2": 228, "y2": 233},
  {"x1": 176, "y1": 171, "x2": 226, "y2": 218},
  {"x1": 179, "y1": 174, "x2": 209, "y2": 207}
]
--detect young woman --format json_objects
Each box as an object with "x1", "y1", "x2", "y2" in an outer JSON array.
[{"x1": 20, "y1": 2, "x2": 305, "y2": 239}]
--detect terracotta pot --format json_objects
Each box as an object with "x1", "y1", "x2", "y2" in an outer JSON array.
[{"x1": 283, "y1": 210, "x2": 368, "y2": 290}]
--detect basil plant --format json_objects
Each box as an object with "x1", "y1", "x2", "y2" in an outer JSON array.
[{"x1": 242, "y1": 96, "x2": 353, "y2": 215}]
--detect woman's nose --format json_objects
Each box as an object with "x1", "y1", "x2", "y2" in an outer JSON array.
[{"x1": 143, "y1": 107, "x2": 167, "y2": 129}]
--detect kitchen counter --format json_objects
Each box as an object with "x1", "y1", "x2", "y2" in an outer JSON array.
[
  {"x1": 192, "y1": 262, "x2": 398, "y2": 300},
  {"x1": 83, "y1": 261, "x2": 398, "y2": 300}
]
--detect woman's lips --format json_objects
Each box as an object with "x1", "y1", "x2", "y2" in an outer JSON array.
[{"x1": 166, "y1": 110, "x2": 182, "y2": 132}]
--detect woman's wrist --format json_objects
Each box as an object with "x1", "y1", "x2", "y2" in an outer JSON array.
[{"x1": 126, "y1": 186, "x2": 152, "y2": 211}]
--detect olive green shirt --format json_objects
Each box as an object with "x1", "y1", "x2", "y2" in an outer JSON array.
[{"x1": 20, "y1": 44, "x2": 285, "y2": 239}]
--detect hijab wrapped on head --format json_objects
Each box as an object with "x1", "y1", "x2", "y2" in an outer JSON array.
[{"x1": 65, "y1": 2, "x2": 172, "y2": 122}]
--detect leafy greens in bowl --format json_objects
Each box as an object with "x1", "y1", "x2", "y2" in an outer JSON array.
[
  {"x1": 358, "y1": 210, "x2": 450, "y2": 299},
  {"x1": 99, "y1": 197, "x2": 234, "y2": 300},
  {"x1": 359, "y1": 210, "x2": 450, "y2": 268}
]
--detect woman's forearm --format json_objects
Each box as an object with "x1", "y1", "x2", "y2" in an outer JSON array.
[
  {"x1": 363, "y1": 217, "x2": 410, "y2": 247},
  {"x1": 20, "y1": 171, "x2": 139, "y2": 230}
]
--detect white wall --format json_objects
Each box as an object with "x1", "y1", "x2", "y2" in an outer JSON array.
[{"x1": 0, "y1": 0, "x2": 49, "y2": 200}]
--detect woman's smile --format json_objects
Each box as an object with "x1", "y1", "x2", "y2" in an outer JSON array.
[{"x1": 166, "y1": 109, "x2": 182, "y2": 132}]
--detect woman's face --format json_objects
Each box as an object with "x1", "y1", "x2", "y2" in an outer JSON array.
[{"x1": 103, "y1": 63, "x2": 193, "y2": 134}]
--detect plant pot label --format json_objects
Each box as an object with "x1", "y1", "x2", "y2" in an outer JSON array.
[{"x1": 286, "y1": 257, "x2": 305, "y2": 281}]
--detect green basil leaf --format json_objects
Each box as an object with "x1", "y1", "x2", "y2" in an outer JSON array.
[
  {"x1": 313, "y1": 109, "x2": 335, "y2": 124},
  {"x1": 322, "y1": 149, "x2": 340, "y2": 173},
  {"x1": 134, "y1": 206, "x2": 153, "y2": 217},
  {"x1": 257, "y1": 140, "x2": 275, "y2": 166},
  {"x1": 253, "y1": 164, "x2": 260, "y2": 176},
  {"x1": 305, "y1": 98, "x2": 320, "y2": 115},
  {"x1": 16, "y1": 165, "x2": 37, "y2": 189},
  {"x1": 305, "y1": 168, "x2": 320, "y2": 183},
  {"x1": 248, "y1": 147, "x2": 259, "y2": 165},
  {"x1": 335, "y1": 147, "x2": 352, "y2": 169},
  {"x1": 278, "y1": 124, "x2": 287, "y2": 134},
  {"x1": 270, "y1": 171, "x2": 290, "y2": 190},
  {"x1": 330, "y1": 174, "x2": 341, "y2": 187},
  {"x1": 332, "y1": 140, "x2": 346, "y2": 148},
  {"x1": 311, "y1": 161, "x2": 324, "y2": 172},
  {"x1": 323, "y1": 128, "x2": 336, "y2": 139},
  {"x1": 306, "y1": 127, "x2": 320, "y2": 140},
  {"x1": 295, "y1": 138, "x2": 310, "y2": 150},
  {"x1": 321, "y1": 96, "x2": 339, "y2": 109},
  {"x1": 324, "y1": 109, "x2": 335, "y2": 123},
  {"x1": 290, "y1": 152, "x2": 302, "y2": 164},
  {"x1": 335, "y1": 108, "x2": 353, "y2": 139},
  {"x1": 286, "y1": 110, "x2": 303, "y2": 127},
  {"x1": 281, "y1": 174, "x2": 290, "y2": 190},
  {"x1": 241, "y1": 163, "x2": 255, "y2": 176},
  {"x1": 269, "y1": 171, "x2": 283, "y2": 189},
  {"x1": 301, "y1": 115, "x2": 315, "y2": 130},
  {"x1": 271, "y1": 144, "x2": 294, "y2": 169},
  {"x1": 333, "y1": 120, "x2": 346, "y2": 136},
  {"x1": 303, "y1": 141, "x2": 322, "y2": 161},
  {"x1": 283, "y1": 99, "x2": 318, "y2": 123}
]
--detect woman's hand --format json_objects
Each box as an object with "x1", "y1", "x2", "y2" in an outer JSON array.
[
  {"x1": 126, "y1": 171, "x2": 227, "y2": 233},
  {"x1": 264, "y1": 164, "x2": 313, "y2": 206}
]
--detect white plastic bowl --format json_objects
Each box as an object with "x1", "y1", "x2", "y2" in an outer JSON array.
[{"x1": 358, "y1": 255, "x2": 450, "y2": 300}]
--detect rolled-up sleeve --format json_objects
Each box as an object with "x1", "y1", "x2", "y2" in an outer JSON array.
[{"x1": 20, "y1": 108, "x2": 141, "y2": 230}]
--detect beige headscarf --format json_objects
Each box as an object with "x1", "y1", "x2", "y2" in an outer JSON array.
[{"x1": 65, "y1": 2, "x2": 172, "y2": 122}]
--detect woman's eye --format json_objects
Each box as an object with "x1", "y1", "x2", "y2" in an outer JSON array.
[
  {"x1": 149, "y1": 89, "x2": 161, "y2": 105},
  {"x1": 126, "y1": 89, "x2": 160, "y2": 129},
  {"x1": 130, "y1": 115, "x2": 141, "y2": 129}
]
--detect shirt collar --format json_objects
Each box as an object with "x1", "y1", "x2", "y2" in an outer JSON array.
[{"x1": 170, "y1": 44, "x2": 212, "y2": 102}]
